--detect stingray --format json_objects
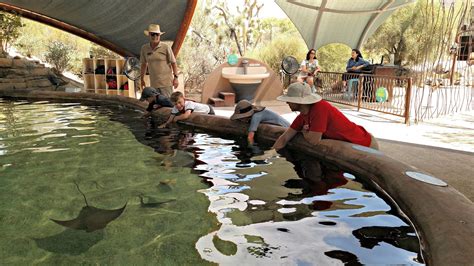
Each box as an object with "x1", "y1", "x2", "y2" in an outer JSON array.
[
  {"x1": 161, "y1": 149, "x2": 195, "y2": 168},
  {"x1": 50, "y1": 181, "x2": 127, "y2": 232},
  {"x1": 138, "y1": 194, "x2": 176, "y2": 208}
]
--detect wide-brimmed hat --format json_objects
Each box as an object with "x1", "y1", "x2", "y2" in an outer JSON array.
[
  {"x1": 230, "y1": 100, "x2": 265, "y2": 120},
  {"x1": 144, "y1": 24, "x2": 165, "y2": 36},
  {"x1": 140, "y1": 87, "x2": 159, "y2": 101},
  {"x1": 276, "y1": 82, "x2": 322, "y2": 104}
]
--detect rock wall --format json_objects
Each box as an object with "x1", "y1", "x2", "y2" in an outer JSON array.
[{"x1": 0, "y1": 57, "x2": 70, "y2": 91}]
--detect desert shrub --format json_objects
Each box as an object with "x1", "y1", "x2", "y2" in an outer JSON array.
[
  {"x1": 89, "y1": 44, "x2": 120, "y2": 59},
  {"x1": 44, "y1": 41, "x2": 72, "y2": 74},
  {"x1": 317, "y1": 43, "x2": 352, "y2": 72},
  {"x1": 0, "y1": 11, "x2": 23, "y2": 55},
  {"x1": 250, "y1": 36, "x2": 307, "y2": 75}
]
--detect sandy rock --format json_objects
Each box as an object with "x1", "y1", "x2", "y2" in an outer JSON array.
[
  {"x1": 0, "y1": 78, "x2": 25, "y2": 83},
  {"x1": 0, "y1": 82, "x2": 27, "y2": 90},
  {"x1": 12, "y1": 59, "x2": 35, "y2": 69},
  {"x1": 0, "y1": 58, "x2": 13, "y2": 68},
  {"x1": 30, "y1": 68, "x2": 51, "y2": 76},
  {"x1": 26, "y1": 78, "x2": 53, "y2": 88},
  {"x1": 6, "y1": 69, "x2": 29, "y2": 77}
]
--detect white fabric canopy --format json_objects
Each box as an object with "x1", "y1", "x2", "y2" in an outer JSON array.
[
  {"x1": 0, "y1": 0, "x2": 192, "y2": 56},
  {"x1": 275, "y1": 0, "x2": 415, "y2": 49}
]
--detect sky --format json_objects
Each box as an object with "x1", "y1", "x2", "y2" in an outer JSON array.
[
  {"x1": 258, "y1": 0, "x2": 288, "y2": 18},
  {"x1": 227, "y1": 0, "x2": 288, "y2": 18}
]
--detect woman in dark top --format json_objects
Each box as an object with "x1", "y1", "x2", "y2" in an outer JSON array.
[
  {"x1": 346, "y1": 49, "x2": 370, "y2": 72},
  {"x1": 342, "y1": 48, "x2": 372, "y2": 85}
]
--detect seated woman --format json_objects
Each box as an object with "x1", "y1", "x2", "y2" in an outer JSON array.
[
  {"x1": 343, "y1": 48, "x2": 371, "y2": 81},
  {"x1": 297, "y1": 49, "x2": 321, "y2": 88}
]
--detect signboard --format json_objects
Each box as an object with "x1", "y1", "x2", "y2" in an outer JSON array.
[
  {"x1": 376, "y1": 87, "x2": 388, "y2": 102},
  {"x1": 227, "y1": 54, "x2": 238, "y2": 65}
]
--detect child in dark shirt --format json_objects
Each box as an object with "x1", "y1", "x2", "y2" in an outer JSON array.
[{"x1": 139, "y1": 87, "x2": 173, "y2": 118}]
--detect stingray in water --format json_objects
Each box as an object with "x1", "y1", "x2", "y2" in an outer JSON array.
[
  {"x1": 138, "y1": 194, "x2": 176, "y2": 208},
  {"x1": 161, "y1": 149, "x2": 195, "y2": 168},
  {"x1": 50, "y1": 181, "x2": 127, "y2": 232}
]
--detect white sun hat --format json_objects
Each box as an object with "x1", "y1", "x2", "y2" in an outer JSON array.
[
  {"x1": 144, "y1": 24, "x2": 165, "y2": 36},
  {"x1": 277, "y1": 82, "x2": 322, "y2": 104}
]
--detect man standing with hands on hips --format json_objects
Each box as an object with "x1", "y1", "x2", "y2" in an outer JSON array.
[{"x1": 140, "y1": 24, "x2": 179, "y2": 98}]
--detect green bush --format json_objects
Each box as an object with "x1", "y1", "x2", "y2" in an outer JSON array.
[
  {"x1": 0, "y1": 11, "x2": 23, "y2": 55},
  {"x1": 250, "y1": 36, "x2": 307, "y2": 75},
  {"x1": 44, "y1": 41, "x2": 72, "y2": 74},
  {"x1": 89, "y1": 44, "x2": 120, "y2": 59},
  {"x1": 317, "y1": 43, "x2": 351, "y2": 72}
]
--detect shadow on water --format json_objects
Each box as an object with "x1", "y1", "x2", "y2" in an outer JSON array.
[{"x1": 34, "y1": 229, "x2": 104, "y2": 255}]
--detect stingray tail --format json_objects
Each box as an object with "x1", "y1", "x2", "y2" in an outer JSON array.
[{"x1": 73, "y1": 180, "x2": 89, "y2": 206}]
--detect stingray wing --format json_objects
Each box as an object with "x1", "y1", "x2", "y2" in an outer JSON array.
[
  {"x1": 82, "y1": 204, "x2": 127, "y2": 232},
  {"x1": 50, "y1": 217, "x2": 86, "y2": 230},
  {"x1": 51, "y1": 204, "x2": 127, "y2": 232}
]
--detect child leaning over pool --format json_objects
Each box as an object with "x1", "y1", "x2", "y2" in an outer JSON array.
[
  {"x1": 140, "y1": 87, "x2": 174, "y2": 118},
  {"x1": 158, "y1": 91, "x2": 215, "y2": 128},
  {"x1": 230, "y1": 100, "x2": 290, "y2": 145}
]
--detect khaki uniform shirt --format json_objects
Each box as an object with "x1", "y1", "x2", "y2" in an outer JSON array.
[{"x1": 140, "y1": 42, "x2": 176, "y2": 88}]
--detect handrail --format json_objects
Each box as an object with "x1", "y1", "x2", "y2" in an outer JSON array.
[{"x1": 315, "y1": 71, "x2": 411, "y2": 124}]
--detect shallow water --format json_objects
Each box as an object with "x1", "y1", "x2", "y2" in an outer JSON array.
[{"x1": 0, "y1": 99, "x2": 424, "y2": 265}]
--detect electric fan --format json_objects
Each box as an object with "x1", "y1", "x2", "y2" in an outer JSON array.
[
  {"x1": 123, "y1": 57, "x2": 141, "y2": 98},
  {"x1": 280, "y1": 56, "x2": 299, "y2": 86},
  {"x1": 123, "y1": 57, "x2": 141, "y2": 81},
  {"x1": 281, "y1": 56, "x2": 299, "y2": 75}
]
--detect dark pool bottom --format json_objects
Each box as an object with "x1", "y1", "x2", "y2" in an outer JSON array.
[{"x1": 0, "y1": 99, "x2": 424, "y2": 264}]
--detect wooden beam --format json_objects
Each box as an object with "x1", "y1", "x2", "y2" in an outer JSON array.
[{"x1": 172, "y1": 0, "x2": 198, "y2": 57}]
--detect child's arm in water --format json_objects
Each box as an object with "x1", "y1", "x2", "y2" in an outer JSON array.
[
  {"x1": 247, "y1": 131, "x2": 255, "y2": 145},
  {"x1": 158, "y1": 114, "x2": 176, "y2": 128},
  {"x1": 141, "y1": 111, "x2": 151, "y2": 119}
]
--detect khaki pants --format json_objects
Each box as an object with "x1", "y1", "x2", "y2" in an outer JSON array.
[
  {"x1": 157, "y1": 86, "x2": 173, "y2": 98},
  {"x1": 369, "y1": 134, "x2": 379, "y2": 150}
]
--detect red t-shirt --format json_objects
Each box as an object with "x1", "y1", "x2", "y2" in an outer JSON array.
[{"x1": 290, "y1": 100, "x2": 371, "y2": 146}]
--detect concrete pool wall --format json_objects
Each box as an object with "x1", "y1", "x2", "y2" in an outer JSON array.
[{"x1": 1, "y1": 89, "x2": 473, "y2": 266}]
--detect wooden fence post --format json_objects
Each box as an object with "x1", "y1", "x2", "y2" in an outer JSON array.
[
  {"x1": 357, "y1": 76, "x2": 363, "y2": 111},
  {"x1": 404, "y1": 78, "x2": 412, "y2": 125}
]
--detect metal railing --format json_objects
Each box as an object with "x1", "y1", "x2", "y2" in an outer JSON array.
[{"x1": 316, "y1": 72, "x2": 412, "y2": 124}]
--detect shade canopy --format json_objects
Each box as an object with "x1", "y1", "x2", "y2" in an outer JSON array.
[
  {"x1": 0, "y1": 0, "x2": 197, "y2": 57},
  {"x1": 275, "y1": 0, "x2": 415, "y2": 49}
]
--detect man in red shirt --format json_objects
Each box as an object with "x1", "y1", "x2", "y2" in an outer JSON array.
[{"x1": 273, "y1": 82, "x2": 379, "y2": 151}]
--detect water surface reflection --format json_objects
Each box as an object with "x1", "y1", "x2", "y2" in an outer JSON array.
[{"x1": 136, "y1": 128, "x2": 424, "y2": 265}]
